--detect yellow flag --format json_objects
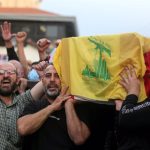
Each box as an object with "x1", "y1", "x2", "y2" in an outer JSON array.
[{"x1": 53, "y1": 33, "x2": 147, "y2": 102}]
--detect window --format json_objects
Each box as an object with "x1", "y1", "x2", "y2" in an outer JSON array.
[{"x1": 0, "y1": 20, "x2": 77, "y2": 46}]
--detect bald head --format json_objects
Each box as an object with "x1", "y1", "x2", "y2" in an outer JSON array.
[
  {"x1": 0, "y1": 62, "x2": 16, "y2": 71},
  {"x1": 9, "y1": 60, "x2": 25, "y2": 78}
]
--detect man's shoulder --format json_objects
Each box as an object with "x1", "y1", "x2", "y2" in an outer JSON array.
[
  {"x1": 15, "y1": 90, "x2": 31, "y2": 100},
  {"x1": 25, "y1": 98, "x2": 49, "y2": 111},
  {"x1": 20, "y1": 98, "x2": 49, "y2": 117}
]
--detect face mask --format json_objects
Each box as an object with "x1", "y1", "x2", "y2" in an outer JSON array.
[{"x1": 27, "y1": 69, "x2": 40, "y2": 81}]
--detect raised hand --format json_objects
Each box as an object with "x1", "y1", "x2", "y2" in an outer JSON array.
[
  {"x1": 0, "y1": 21, "x2": 14, "y2": 41},
  {"x1": 52, "y1": 86, "x2": 71, "y2": 111},
  {"x1": 37, "y1": 38, "x2": 51, "y2": 53},
  {"x1": 32, "y1": 61, "x2": 49, "y2": 78},
  {"x1": 119, "y1": 65, "x2": 140, "y2": 97},
  {"x1": 16, "y1": 32, "x2": 27, "y2": 43},
  {"x1": 54, "y1": 39, "x2": 61, "y2": 48}
]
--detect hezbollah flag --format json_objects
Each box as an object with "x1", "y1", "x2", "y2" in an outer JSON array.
[{"x1": 53, "y1": 33, "x2": 147, "y2": 102}]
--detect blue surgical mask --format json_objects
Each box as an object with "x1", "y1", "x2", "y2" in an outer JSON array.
[{"x1": 27, "y1": 69, "x2": 40, "y2": 81}]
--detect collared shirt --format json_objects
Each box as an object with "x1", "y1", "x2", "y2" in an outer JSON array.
[{"x1": 0, "y1": 90, "x2": 33, "y2": 150}]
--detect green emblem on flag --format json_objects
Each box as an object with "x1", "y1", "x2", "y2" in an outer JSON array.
[{"x1": 82, "y1": 37, "x2": 111, "y2": 80}]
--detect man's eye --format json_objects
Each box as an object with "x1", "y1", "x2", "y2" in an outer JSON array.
[
  {"x1": 9, "y1": 71, "x2": 16, "y2": 74},
  {"x1": 55, "y1": 74, "x2": 59, "y2": 78},
  {"x1": 45, "y1": 74, "x2": 51, "y2": 78}
]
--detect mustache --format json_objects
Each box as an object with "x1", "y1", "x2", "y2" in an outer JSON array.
[
  {"x1": 47, "y1": 84, "x2": 59, "y2": 88},
  {"x1": 1, "y1": 78, "x2": 11, "y2": 84}
]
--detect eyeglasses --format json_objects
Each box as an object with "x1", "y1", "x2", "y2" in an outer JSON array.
[{"x1": 0, "y1": 69, "x2": 16, "y2": 76}]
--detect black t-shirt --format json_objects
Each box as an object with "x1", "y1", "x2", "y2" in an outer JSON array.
[
  {"x1": 118, "y1": 95, "x2": 150, "y2": 150},
  {"x1": 21, "y1": 99, "x2": 93, "y2": 150}
]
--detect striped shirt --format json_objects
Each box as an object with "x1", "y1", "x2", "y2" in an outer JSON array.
[{"x1": 0, "y1": 90, "x2": 33, "y2": 150}]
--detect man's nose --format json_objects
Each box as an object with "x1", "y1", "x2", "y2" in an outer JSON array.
[
  {"x1": 50, "y1": 75, "x2": 55, "y2": 81},
  {"x1": 4, "y1": 71, "x2": 9, "y2": 77}
]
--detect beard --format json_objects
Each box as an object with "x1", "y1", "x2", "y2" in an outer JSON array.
[
  {"x1": 44, "y1": 85, "x2": 61, "y2": 100},
  {"x1": 0, "y1": 82, "x2": 16, "y2": 96}
]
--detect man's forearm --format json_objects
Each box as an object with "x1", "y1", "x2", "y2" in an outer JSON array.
[
  {"x1": 39, "y1": 51, "x2": 47, "y2": 61},
  {"x1": 17, "y1": 105, "x2": 56, "y2": 135},
  {"x1": 5, "y1": 40, "x2": 13, "y2": 48},
  {"x1": 65, "y1": 101, "x2": 90, "y2": 145},
  {"x1": 30, "y1": 81, "x2": 44, "y2": 101}
]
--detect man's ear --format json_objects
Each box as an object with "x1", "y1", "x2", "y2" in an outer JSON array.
[{"x1": 16, "y1": 77, "x2": 21, "y2": 86}]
